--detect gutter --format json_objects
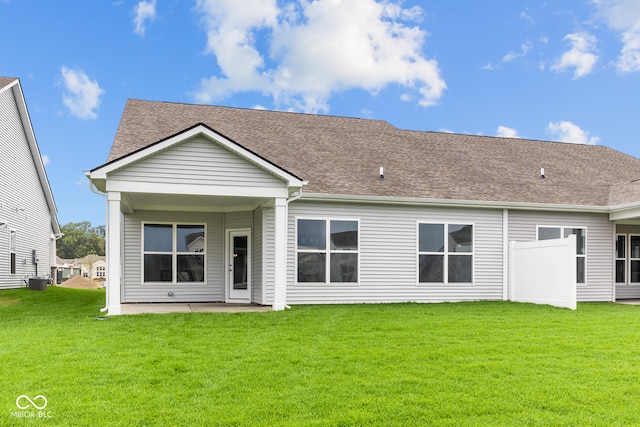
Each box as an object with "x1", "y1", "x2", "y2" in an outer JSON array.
[
  {"x1": 299, "y1": 192, "x2": 612, "y2": 214},
  {"x1": 280, "y1": 183, "x2": 307, "y2": 310}
]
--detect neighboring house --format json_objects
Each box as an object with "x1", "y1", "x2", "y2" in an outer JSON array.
[
  {"x1": 87, "y1": 99, "x2": 640, "y2": 315},
  {"x1": 80, "y1": 255, "x2": 106, "y2": 280},
  {"x1": 0, "y1": 77, "x2": 61, "y2": 288},
  {"x1": 55, "y1": 256, "x2": 82, "y2": 282},
  {"x1": 55, "y1": 255, "x2": 105, "y2": 281}
]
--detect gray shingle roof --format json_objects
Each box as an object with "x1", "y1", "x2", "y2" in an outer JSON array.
[
  {"x1": 0, "y1": 76, "x2": 17, "y2": 90},
  {"x1": 104, "y1": 99, "x2": 640, "y2": 207}
]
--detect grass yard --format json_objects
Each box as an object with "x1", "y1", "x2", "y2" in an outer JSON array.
[{"x1": 2, "y1": 288, "x2": 640, "y2": 426}]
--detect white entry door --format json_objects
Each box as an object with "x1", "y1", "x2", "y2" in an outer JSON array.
[{"x1": 227, "y1": 230, "x2": 251, "y2": 302}]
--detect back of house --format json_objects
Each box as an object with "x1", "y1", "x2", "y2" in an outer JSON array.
[
  {"x1": 88, "y1": 99, "x2": 640, "y2": 314},
  {"x1": 0, "y1": 77, "x2": 61, "y2": 288}
]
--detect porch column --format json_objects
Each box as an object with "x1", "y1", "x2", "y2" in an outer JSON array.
[
  {"x1": 273, "y1": 197, "x2": 287, "y2": 310},
  {"x1": 106, "y1": 191, "x2": 122, "y2": 315}
]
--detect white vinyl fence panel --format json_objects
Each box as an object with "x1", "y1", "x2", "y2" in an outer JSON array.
[{"x1": 510, "y1": 235, "x2": 576, "y2": 310}]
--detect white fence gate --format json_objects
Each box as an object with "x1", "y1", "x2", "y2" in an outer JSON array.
[{"x1": 509, "y1": 235, "x2": 576, "y2": 310}]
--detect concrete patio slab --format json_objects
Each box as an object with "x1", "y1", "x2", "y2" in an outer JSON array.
[
  {"x1": 616, "y1": 299, "x2": 640, "y2": 305},
  {"x1": 118, "y1": 303, "x2": 272, "y2": 315}
]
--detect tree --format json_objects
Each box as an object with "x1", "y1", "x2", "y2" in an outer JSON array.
[{"x1": 57, "y1": 221, "x2": 105, "y2": 259}]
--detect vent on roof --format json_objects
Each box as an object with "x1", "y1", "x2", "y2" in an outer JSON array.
[
  {"x1": 379, "y1": 167, "x2": 384, "y2": 179},
  {"x1": 540, "y1": 168, "x2": 545, "y2": 179}
]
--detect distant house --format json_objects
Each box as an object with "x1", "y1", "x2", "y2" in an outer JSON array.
[
  {"x1": 80, "y1": 255, "x2": 106, "y2": 280},
  {"x1": 55, "y1": 257, "x2": 82, "y2": 282},
  {"x1": 55, "y1": 255, "x2": 106, "y2": 282},
  {"x1": 87, "y1": 99, "x2": 640, "y2": 314},
  {"x1": 0, "y1": 77, "x2": 61, "y2": 288}
]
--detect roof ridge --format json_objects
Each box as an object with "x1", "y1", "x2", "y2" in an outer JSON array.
[{"x1": 125, "y1": 98, "x2": 397, "y2": 128}]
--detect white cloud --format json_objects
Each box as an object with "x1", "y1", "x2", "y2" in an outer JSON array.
[
  {"x1": 496, "y1": 126, "x2": 520, "y2": 138},
  {"x1": 551, "y1": 32, "x2": 598, "y2": 78},
  {"x1": 133, "y1": 0, "x2": 157, "y2": 36},
  {"x1": 547, "y1": 121, "x2": 600, "y2": 145},
  {"x1": 593, "y1": 0, "x2": 640, "y2": 72},
  {"x1": 60, "y1": 66, "x2": 104, "y2": 120},
  {"x1": 41, "y1": 155, "x2": 50, "y2": 166},
  {"x1": 192, "y1": 0, "x2": 446, "y2": 113},
  {"x1": 502, "y1": 41, "x2": 532, "y2": 63},
  {"x1": 483, "y1": 40, "x2": 532, "y2": 70}
]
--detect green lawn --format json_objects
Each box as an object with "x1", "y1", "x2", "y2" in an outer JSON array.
[{"x1": 2, "y1": 287, "x2": 640, "y2": 426}]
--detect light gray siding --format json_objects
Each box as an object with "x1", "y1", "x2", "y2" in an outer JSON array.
[
  {"x1": 0, "y1": 87, "x2": 54, "y2": 288},
  {"x1": 508, "y1": 210, "x2": 614, "y2": 302},
  {"x1": 109, "y1": 136, "x2": 286, "y2": 188},
  {"x1": 224, "y1": 211, "x2": 252, "y2": 230},
  {"x1": 614, "y1": 224, "x2": 640, "y2": 299},
  {"x1": 122, "y1": 210, "x2": 225, "y2": 302},
  {"x1": 285, "y1": 201, "x2": 504, "y2": 304},
  {"x1": 262, "y1": 207, "x2": 276, "y2": 305},
  {"x1": 252, "y1": 207, "x2": 263, "y2": 304}
]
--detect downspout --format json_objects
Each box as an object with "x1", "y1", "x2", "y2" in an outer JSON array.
[
  {"x1": 281, "y1": 183, "x2": 307, "y2": 309},
  {"x1": 88, "y1": 178, "x2": 109, "y2": 313}
]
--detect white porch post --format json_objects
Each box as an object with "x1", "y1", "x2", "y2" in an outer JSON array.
[
  {"x1": 106, "y1": 191, "x2": 122, "y2": 315},
  {"x1": 272, "y1": 197, "x2": 287, "y2": 310}
]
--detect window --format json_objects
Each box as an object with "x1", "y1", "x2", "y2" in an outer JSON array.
[
  {"x1": 143, "y1": 223, "x2": 205, "y2": 283},
  {"x1": 418, "y1": 223, "x2": 473, "y2": 283},
  {"x1": 96, "y1": 266, "x2": 106, "y2": 278},
  {"x1": 631, "y1": 235, "x2": 640, "y2": 284},
  {"x1": 297, "y1": 219, "x2": 358, "y2": 283},
  {"x1": 616, "y1": 234, "x2": 626, "y2": 284},
  {"x1": 9, "y1": 229, "x2": 16, "y2": 274},
  {"x1": 537, "y1": 226, "x2": 586, "y2": 284}
]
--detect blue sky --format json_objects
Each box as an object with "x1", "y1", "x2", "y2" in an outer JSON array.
[{"x1": 2, "y1": 0, "x2": 640, "y2": 227}]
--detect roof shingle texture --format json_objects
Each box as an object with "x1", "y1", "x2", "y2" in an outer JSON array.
[
  {"x1": 0, "y1": 76, "x2": 17, "y2": 90},
  {"x1": 106, "y1": 99, "x2": 640, "y2": 207}
]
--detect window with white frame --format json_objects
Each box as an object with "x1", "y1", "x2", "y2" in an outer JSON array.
[
  {"x1": 418, "y1": 223, "x2": 473, "y2": 283},
  {"x1": 616, "y1": 234, "x2": 626, "y2": 284},
  {"x1": 296, "y1": 219, "x2": 358, "y2": 283},
  {"x1": 9, "y1": 229, "x2": 16, "y2": 275},
  {"x1": 96, "y1": 265, "x2": 106, "y2": 278},
  {"x1": 537, "y1": 226, "x2": 586, "y2": 284},
  {"x1": 143, "y1": 223, "x2": 205, "y2": 283},
  {"x1": 617, "y1": 234, "x2": 640, "y2": 284}
]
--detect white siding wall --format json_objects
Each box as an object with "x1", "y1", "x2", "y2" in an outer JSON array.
[
  {"x1": 614, "y1": 224, "x2": 640, "y2": 299},
  {"x1": 508, "y1": 210, "x2": 614, "y2": 302},
  {"x1": 0, "y1": 87, "x2": 54, "y2": 288},
  {"x1": 109, "y1": 136, "x2": 284, "y2": 188},
  {"x1": 285, "y1": 201, "x2": 504, "y2": 304},
  {"x1": 122, "y1": 210, "x2": 225, "y2": 302}
]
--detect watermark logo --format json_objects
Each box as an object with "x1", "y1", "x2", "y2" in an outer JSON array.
[
  {"x1": 10, "y1": 395, "x2": 52, "y2": 419},
  {"x1": 16, "y1": 395, "x2": 47, "y2": 410}
]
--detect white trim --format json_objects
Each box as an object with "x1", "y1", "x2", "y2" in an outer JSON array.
[
  {"x1": 226, "y1": 228, "x2": 252, "y2": 302},
  {"x1": 629, "y1": 234, "x2": 640, "y2": 284},
  {"x1": 300, "y1": 193, "x2": 611, "y2": 214},
  {"x1": 105, "y1": 180, "x2": 290, "y2": 199},
  {"x1": 141, "y1": 222, "x2": 207, "y2": 285},
  {"x1": 4, "y1": 80, "x2": 60, "y2": 236},
  {"x1": 615, "y1": 233, "x2": 626, "y2": 285},
  {"x1": 502, "y1": 209, "x2": 509, "y2": 300},
  {"x1": 610, "y1": 206, "x2": 640, "y2": 221},
  {"x1": 273, "y1": 198, "x2": 287, "y2": 310},
  {"x1": 416, "y1": 221, "x2": 475, "y2": 285},
  {"x1": 106, "y1": 192, "x2": 122, "y2": 315},
  {"x1": 90, "y1": 124, "x2": 304, "y2": 188},
  {"x1": 9, "y1": 228, "x2": 16, "y2": 275},
  {"x1": 294, "y1": 217, "x2": 360, "y2": 286}
]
